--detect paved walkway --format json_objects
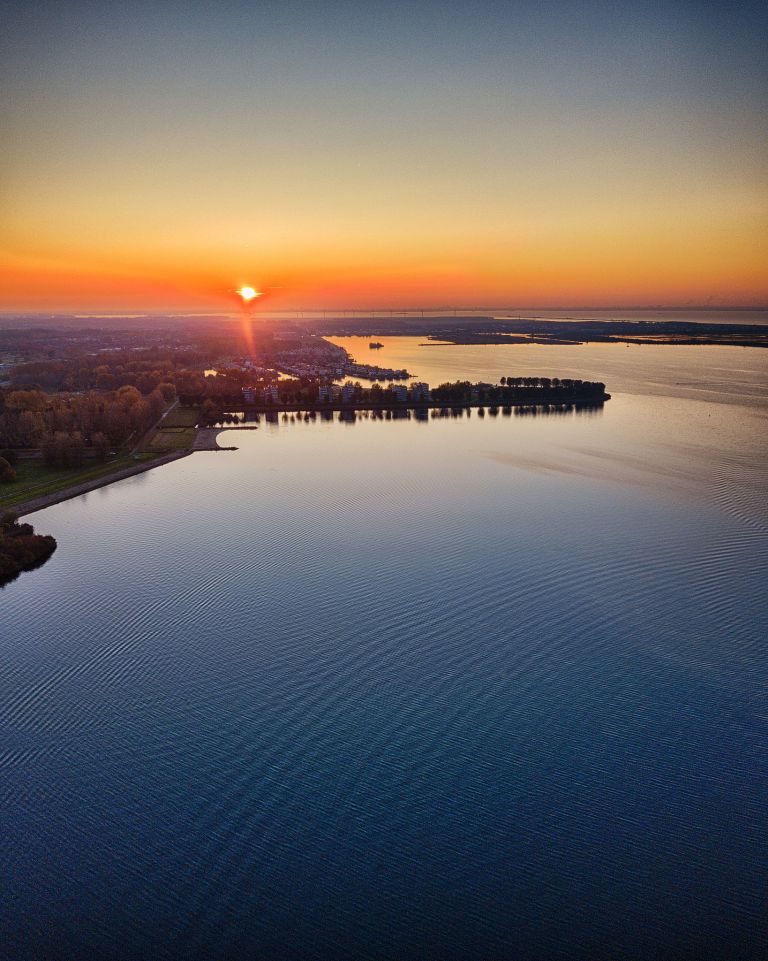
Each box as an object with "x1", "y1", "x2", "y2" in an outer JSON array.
[{"x1": 192, "y1": 428, "x2": 227, "y2": 451}]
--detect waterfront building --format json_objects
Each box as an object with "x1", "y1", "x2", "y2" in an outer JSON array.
[
  {"x1": 410, "y1": 382, "x2": 431, "y2": 402},
  {"x1": 261, "y1": 385, "x2": 279, "y2": 404},
  {"x1": 318, "y1": 384, "x2": 342, "y2": 403},
  {"x1": 341, "y1": 384, "x2": 356, "y2": 404}
]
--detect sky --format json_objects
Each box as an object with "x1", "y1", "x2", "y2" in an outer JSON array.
[{"x1": 1, "y1": 0, "x2": 766, "y2": 313}]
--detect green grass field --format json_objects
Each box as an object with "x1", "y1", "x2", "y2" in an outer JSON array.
[
  {"x1": 160, "y1": 407, "x2": 199, "y2": 428},
  {"x1": 140, "y1": 407, "x2": 199, "y2": 452},
  {"x1": 0, "y1": 454, "x2": 159, "y2": 511},
  {"x1": 145, "y1": 427, "x2": 198, "y2": 451}
]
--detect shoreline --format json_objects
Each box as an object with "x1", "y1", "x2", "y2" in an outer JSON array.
[
  {"x1": 7, "y1": 394, "x2": 608, "y2": 517},
  {"x1": 193, "y1": 427, "x2": 236, "y2": 451},
  {"x1": 11, "y1": 427, "x2": 237, "y2": 518},
  {"x1": 15, "y1": 450, "x2": 192, "y2": 517}
]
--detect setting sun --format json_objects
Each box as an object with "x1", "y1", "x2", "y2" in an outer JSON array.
[{"x1": 237, "y1": 286, "x2": 260, "y2": 303}]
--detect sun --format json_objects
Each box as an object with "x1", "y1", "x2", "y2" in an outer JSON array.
[{"x1": 237, "y1": 286, "x2": 260, "y2": 303}]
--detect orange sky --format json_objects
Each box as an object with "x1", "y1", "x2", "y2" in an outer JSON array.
[
  {"x1": 2, "y1": 2, "x2": 766, "y2": 312},
  {"x1": 3, "y1": 193, "x2": 765, "y2": 312}
]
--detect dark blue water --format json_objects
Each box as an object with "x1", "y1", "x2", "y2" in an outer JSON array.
[{"x1": 1, "y1": 345, "x2": 766, "y2": 960}]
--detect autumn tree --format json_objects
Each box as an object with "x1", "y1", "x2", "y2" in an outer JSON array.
[{"x1": 0, "y1": 457, "x2": 16, "y2": 483}]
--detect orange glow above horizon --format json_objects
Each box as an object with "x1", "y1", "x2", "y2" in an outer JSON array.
[
  {"x1": 1, "y1": 197, "x2": 766, "y2": 313},
  {"x1": 1, "y1": 159, "x2": 766, "y2": 312},
  {"x1": 2, "y1": 4, "x2": 766, "y2": 314}
]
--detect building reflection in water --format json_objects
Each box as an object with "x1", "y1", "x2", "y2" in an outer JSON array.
[{"x1": 219, "y1": 402, "x2": 604, "y2": 429}]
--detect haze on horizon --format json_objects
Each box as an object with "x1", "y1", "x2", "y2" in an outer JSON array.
[{"x1": 1, "y1": 0, "x2": 766, "y2": 313}]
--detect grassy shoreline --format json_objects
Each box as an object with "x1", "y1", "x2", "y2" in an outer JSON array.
[
  {"x1": 1, "y1": 407, "x2": 207, "y2": 517},
  {"x1": 4, "y1": 451, "x2": 193, "y2": 517},
  {"x1": 0, "y1": 408, "x2": 234, "y2": 516},
  {"x1": 0, "y1": 452, "x2": 192, "y2": 516},
  {"x1": 1, "y1": 455, "x2": 154, "y2": 509}
]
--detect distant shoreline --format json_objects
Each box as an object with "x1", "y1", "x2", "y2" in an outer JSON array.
[{"x1": 315, "y1": 319, "x2": 768, "y2": 348}]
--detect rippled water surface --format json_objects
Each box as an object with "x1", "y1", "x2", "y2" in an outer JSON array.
[{"x1": 2, "y1": 343, "x2": 767, "y2": 960}]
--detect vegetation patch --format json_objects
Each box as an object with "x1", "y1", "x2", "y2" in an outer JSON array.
[
  {"x1": 0, "y1": 512, "x2": 57, "y2": 586},
  {"x1": 145, "y1": 427, "x2": 197, "y2": 451},
  {"x1": 139, "y1": 406, "x2": 199, "y2": 451},
  {"x1": 160, "y1": 407, "x2": 199, "y2": 428}
]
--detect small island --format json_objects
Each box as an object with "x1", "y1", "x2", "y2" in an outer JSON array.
[{"x1": 0, "y1": 511, "x2": 57, "y2": 586}]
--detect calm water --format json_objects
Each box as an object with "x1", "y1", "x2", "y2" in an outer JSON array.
[{"x1": 1, "y1": 343, "x2": 767, "y2": 960}]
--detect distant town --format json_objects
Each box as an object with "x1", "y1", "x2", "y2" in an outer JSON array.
[{"x1": 262, "y1": 333, "x2": 411, "y2": 381}]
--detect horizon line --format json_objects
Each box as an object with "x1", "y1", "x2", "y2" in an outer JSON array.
[{"x1": 1, "y1": 304, "x2": 767, "y2": 319}]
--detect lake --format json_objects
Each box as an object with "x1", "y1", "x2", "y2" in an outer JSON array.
[{"x1": 1, "y1": 341, "x2": 766, "y2": 960}]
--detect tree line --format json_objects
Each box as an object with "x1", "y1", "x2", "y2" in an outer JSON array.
[
  {"x1": 0, "y1": 383, "x2": 176, "y2": 465},
  {"x1": 431, "y1": 378, "x2": 607, "y2": 403},
  {"x1": 10, "y1": 347, "x2": 208, "y2": 393}
]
